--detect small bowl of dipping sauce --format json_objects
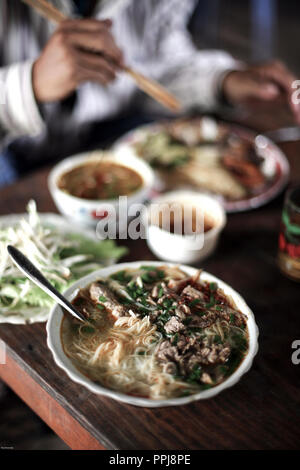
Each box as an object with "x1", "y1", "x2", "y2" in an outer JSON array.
[{"x1": 142, "y1": 191, "x2": 226, "y2": 264}]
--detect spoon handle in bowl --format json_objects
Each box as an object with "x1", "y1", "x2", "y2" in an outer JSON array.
[{"x1": 7, "y1": 245, "x2": 86, "y2": 323}]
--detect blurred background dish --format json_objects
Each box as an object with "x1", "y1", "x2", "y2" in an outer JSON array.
[
  {"x1": 48, "y1": 149, "x2": 154, "y2": 227},
  {"x1": 114, "y1": 117, "x2": 290, "y2": 212},
  {"x1": 142, "y1": 190, "x2": 226, "y2": 264}
]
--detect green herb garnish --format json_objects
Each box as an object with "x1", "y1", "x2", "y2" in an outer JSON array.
[
  {"x1": 118, "y1": 298, "x2": 133, "y2": 305},
  {"x1": 214, "y1": 335, "x2": 222, "y2": 344},
  {"x1": 232, "y1": 333, "x2": 248, "y2": 351},
  {"x1": 209, "y1": 282, "x2": 217, "y2": 291},
  {"x1": 81, "y1": 326, "x2": 95, "y2": 334},
  {"x1": 187, "y1": 327, "x2": 203, "y2": 335},
  {"x1": 180, "y1": 390, "x2": 191, "y2": 397},
  {"x1": 140, "y1": 265, "x2": 159, "y2": 271},
  {"x1": 157, "y1": 285, "x2": 164, "y2": 298},
  {"x1": 189, "y1": 298, "x2": 201, "y2": 307},
  {"x1": 141, "y1": 269, "x2": 165, "y2": 283},
  {"x1": 110, "y1": 270, "x2": 132, "y2": 282},
  {"x1": 162, "y1": 298, "x2": 173, "y2": 309},
  {"x1": 194, "y1": 310, "x2": 206, "y2": 317},
  {"x1": 172, "y1": 332, "x2": 179, "y2": 345},
  {"x1": 186, "y1": 364, "x2": 202, "y2": 384},
  {"x1": 158, "y1": 312, "x2": 171, "y2": 323},
  {"x1": 205, "y1": 295, "x2": 215, "y2": 309},
  {"x1": 200, "y1": 384, "x2": 213, "y2": 390}
]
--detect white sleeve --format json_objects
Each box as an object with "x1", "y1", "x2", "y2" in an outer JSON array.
[
  {"x1": 149, "y1": 21, "x2": 242, "y2": 111},
  {"x1": 0, "y1": 60, "x2": 45, "y2": 137}
]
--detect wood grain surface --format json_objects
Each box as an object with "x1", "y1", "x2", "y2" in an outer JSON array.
[{"x1": 0, "y1": 106, "x2": 299, "y2": 449}]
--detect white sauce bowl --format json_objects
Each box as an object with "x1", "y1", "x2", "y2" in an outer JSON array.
[
  {"x1": 142, "y1": 191, "x2": 226, "y2": 264},
  {"x1": 48, "y1": 149, "x2": 154, "y2": 227}
]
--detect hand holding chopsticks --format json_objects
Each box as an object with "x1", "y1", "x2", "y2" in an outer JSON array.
[
  {"x1": 21, "y1": 0, "x2": 181, "y2": 111},
  {"x1": 32, "y1": 18, "x2": 125, "y2": 102}
]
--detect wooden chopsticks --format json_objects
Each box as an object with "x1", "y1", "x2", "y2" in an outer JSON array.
[
  {"x1": 123, "y1": 66, "x2": 181, "y2": 112},
  {"x1": 22, "y1": 0, "x2": 67, "y2": 23},
  {"x1": 21, "y1": 0, "x2": 182, "y2": 111}
]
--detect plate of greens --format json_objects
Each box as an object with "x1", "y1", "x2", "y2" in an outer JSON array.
[{"x1": 0, "y1": 201, "x2": 127, "y2": 324}]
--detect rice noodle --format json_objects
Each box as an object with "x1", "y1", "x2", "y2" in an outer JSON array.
[
  {"x1": 203, "y1": 320, "x2": 247, "y2": 345},
  {"x1": 63, "y1": 314, "x2": 195, "y2": 399}
]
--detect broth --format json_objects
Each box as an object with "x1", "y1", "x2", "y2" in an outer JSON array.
[
  {"x1": 58, "y1": 161, "x2": 143, "y2": 200},
  {"x1": 151, "y1": 204, "x2": 214, "y2": 235}
]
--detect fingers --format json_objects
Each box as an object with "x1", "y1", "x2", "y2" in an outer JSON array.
[
  {"x1": 33, "y1": 18, "x2": 120, "y2": 102},
  {"x1": 253, "y1": 60, "x2": 300, "y2": 122},
  {"x1": 56, "y1": 19, "x2": 124, "y2": 67},
  {"x1": 67, "y1": 30, "x2": 123, "y2": 66},
  {"x1": 60, "y1": 18, "x2": 113, "y2": 32},
  {"x1": 241, "y1": 74, "x2": 280, "y2": 101},
  {"x1": 223, "y1": 70, "x2": 281, "y2": 105},
  {"x1": 75, "y1": 49, "x2": 117, "y2": 83},
  {"x1": 256, "y1": 83, "x2": 280, "y2": 100},
  {"x1": 255, "y1": 60, "x2": 295, "y2": 93},
  {"x1": 77, "y1": 67, "x2": 114, "y2": 86}
]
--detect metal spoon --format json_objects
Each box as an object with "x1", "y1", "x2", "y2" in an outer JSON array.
[
  {"x1": 7, "y1": 245, "x2": 86, "y2": 323},
  {"x1": 264, "y1": 126, "x2": 300, "y2": 143}
]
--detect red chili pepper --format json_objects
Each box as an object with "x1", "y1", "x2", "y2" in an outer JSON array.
[
  {"x1": 286, "y1": 243, "x2": 300, "y2": 259},
  {"x1": 278, "y1": 232, "x2": 286, "y2": 251}
]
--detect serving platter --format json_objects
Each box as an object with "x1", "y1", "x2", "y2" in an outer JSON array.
[
  {"x1": 114, "y1": 120, "x2": 290, "y2": 212},
  {"x1": 0, "y1": 213, "x2": 98, "y2": 324},
  {"x1": 47, "y1": 261, "x2": 259, "y2": 408}
]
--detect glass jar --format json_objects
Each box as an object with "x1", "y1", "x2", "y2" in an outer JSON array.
[{"x1": 278, "y1": 186, "x2": 300, "y2": 281}]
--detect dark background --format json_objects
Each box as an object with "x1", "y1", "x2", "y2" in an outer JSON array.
[{"x1": 192, "y1": 0, "x2": 300, "y2": 75}]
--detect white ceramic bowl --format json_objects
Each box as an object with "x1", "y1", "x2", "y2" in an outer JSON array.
[
  {"x1": 48, "y1": 149, "x2": 154, "y2": 227},
  {"x1": 47, "y1": 261, "x2": 259, "y2": 408},
  {"x1": 142, "y1": 191, "x2": 226, "y2": 264}
]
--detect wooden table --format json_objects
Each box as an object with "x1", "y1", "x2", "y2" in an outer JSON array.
[{"x1": 0, "y1": 108, "x2": 300, "y2": 450}]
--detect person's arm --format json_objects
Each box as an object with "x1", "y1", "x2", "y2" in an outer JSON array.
[
  {"x1": 0, "y1": 61, "x2": 45, "y2": 137},
  {"x1": 159, "y1": 48, "x2": 240, "y2": 111},
  {"x1": 0, "y1": 18, "x2": 124, "y2": 138},
  {"x1": 149, "y1": 3, "x2": 300, "y2": 122},
  {"x1": 148, "y1": 10, "x2": 242, "y2": 111},
  {"x1": 32, "y1": 19, "x2": 123, "y2": 103},
  {"x1": 222, "y1": 61, "x2": 300, "y2": 124}
]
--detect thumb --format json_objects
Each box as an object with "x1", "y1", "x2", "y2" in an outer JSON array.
[{"x1": 102, "y1": 18, "x2": 113, "y2": 28}]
